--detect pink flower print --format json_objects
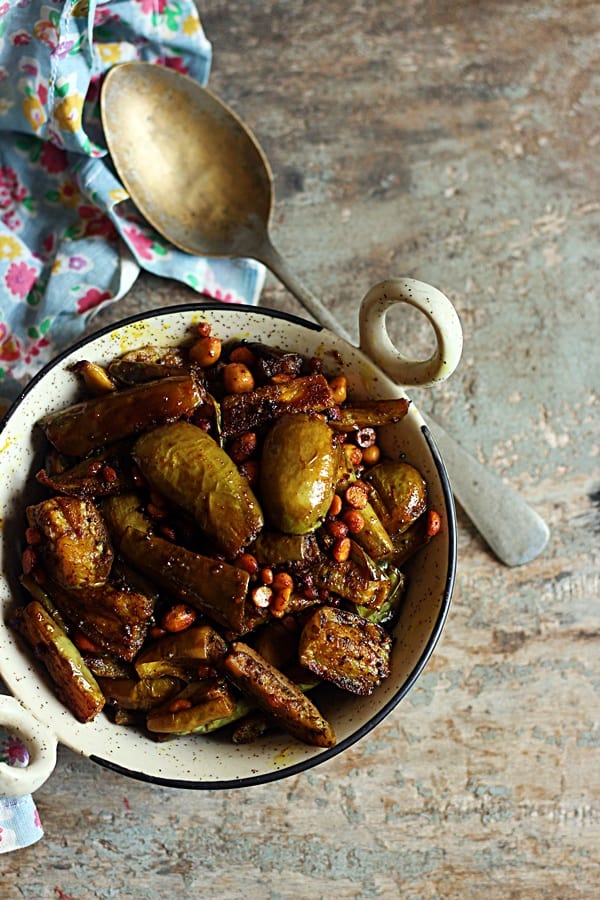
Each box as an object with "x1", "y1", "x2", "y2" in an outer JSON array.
[
  {"x1": 78, "y1": 205, "x2": 117, "y2": 239},
  {"x1": 206, "y1": 287, "x2": 234, "y2": 304},
  {"x1": 21, "y1": 62, "x2": 39, "y2": 77},
  {"x1": 5, "y1": 261, "x2": 37, "y2": 298},
  {"x1": 68, "y1": 255, "x2": 87, "y2": 271},
  {"x1": 0, "y1": 166, "x2": 30, "y2": 230},
  {"x1": 94, "y1": 8, "x2": 119, "y2": 27},
  {"x1": 160, "y1": 56, "x2": 188, "y2": 74},
  {"x1": 11, "y1": 30, "x2": 31, "y2": 47},
  {"x1": 22, "y1": 334, "x2": 50, "y2": 365},
  {"x1": 137, "y1": 0, "x2": 167, "y2": 13},
  {"x1": 77, "y1": 288, "x2": 112, "y2": 313},
  {"x1": 34, "y1": 808, "x2": 42, "y2": 829},
  {"x1": 0, "y1": 166, "x2": 27, "y2": 221},
  {"x1": 40, "y1": 142, "x2": 68, "y2": 174},
  {"x1": 2, "y1": 734, "x2": 29, "y2": 766},
  {"x1": 0, "y1": 3, "x2": 10, "y2": 16},
  {"x1": 123, "y1": 224, "x2": 154, "y2": 261}
]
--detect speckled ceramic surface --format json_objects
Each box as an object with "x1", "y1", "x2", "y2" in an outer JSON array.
[{"x1": 0, "y1": 301, "x2": 457, "y2": 789}]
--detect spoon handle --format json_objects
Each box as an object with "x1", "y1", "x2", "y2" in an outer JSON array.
[
  {"x1": 259, "y1": 240, "x2": 348, "y2": 337},
  {"x1": 425, "y1": 418, "x2": 550, "y2": 566},
  {"x1": 260, "y1": 237, "x2": 549, "y2": 566}
]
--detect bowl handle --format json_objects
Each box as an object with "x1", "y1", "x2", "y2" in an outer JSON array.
[
  {"x1": 358, "y1": 278, "x2": 463, "y2": 387},
  {"x1": 0, "y1": 696, "x2": 57, "y2": 797}
]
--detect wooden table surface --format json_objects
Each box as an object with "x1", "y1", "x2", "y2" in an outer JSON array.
[{"x1": 3, "y1": 1, "x2": 599, "y2": 896}]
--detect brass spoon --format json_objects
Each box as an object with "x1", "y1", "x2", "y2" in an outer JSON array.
[{"x1": 100, "y1": 62, "x2": 549, "y2": 566}]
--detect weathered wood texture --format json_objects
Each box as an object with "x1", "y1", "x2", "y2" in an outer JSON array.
[{"x1": 2, "y1": 1, "x2": 599, "y2": 897}]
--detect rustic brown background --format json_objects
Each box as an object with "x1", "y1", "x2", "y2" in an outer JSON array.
[{"x1": 3, "y1": 1, "x2": 599, "y2": 897}]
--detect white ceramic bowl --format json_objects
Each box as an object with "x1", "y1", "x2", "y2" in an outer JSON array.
[{"x1": 0, "y1": 278, "x2": 462, "y2": 792}]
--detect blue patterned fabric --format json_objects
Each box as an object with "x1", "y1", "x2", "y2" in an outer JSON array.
[{"x1": 0, "y1": 1, "x2": 264, "y2": 400}]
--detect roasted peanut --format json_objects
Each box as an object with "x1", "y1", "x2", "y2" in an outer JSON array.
[
  {"x1": 223, "y1": 362, "x2": 255, "y2": 393},
  {"x1": 161, "y1": 604, "x2": 197, "y2": 633},
  {"x1": 361, "y1": 445, "x2": 381, "y2": 466},
  {"x1": 329, "y1": 375, "x2": 347, "y2": 404},
  {"x1": 189, "y1": 336, "x2": 222, "y2": 367}
]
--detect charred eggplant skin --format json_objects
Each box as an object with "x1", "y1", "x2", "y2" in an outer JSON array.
[
  {"x1": 135, "y1": 626, "x2": 228, "y2": 678},
  {"x1": 117, "y1": 528, "x2": 256, "y2": 635},
  {"x1": 39, "y1": 374, "x2": 204, "y2": 457},
  {"x1": 224, "y1": 642, "x2": 336, "y2": 747},
  {"x1": 146, "y1": 680, "x2": 236, "y2": 734},
  {"x1": 14, "y1": 601, "x2": 105, "y2": 722},
  {"x1": 220, "y1": 373, "x2": 335, "y2": 439},
  {"x1": 97, "y1": 676, "x2": 183, "y2": 711},
  {"x1": 299, "y1": 606, "x2": 392, "y2": 695},
  {"x1": 26, "y1": 496, "x2": 113, "y2": 589},
  {"x1": 366, "y1": 461, "x2": 428, "y2": 535},
  {"x1": 260, "y1": 414, "x2": 340, "y2": 534},
  {"x1": 133, "y1": 421, "x2": 264, "y2": 558}
]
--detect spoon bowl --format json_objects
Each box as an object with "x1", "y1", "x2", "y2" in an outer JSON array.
[
  {"x1": 102, "y1": 62, "x2": 272, "y2": 260},
  {"x1": 101, "y1": 61, "x2": 344, "y2": 334}
]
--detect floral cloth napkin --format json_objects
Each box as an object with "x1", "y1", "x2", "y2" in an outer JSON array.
[
  {"x1": 0, "y1": 0, "x2": 266, "y2": 851},
  {"x1": 0, "y1": 0, "x2": 265, "y2": 403},
  {"x1": 0, "y1": 725, "x2": 43, "y2": 853}
]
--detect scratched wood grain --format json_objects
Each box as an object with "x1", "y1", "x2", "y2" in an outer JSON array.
[{"x1": 2, "y1": 1, "x2": 599, "y2": 897}]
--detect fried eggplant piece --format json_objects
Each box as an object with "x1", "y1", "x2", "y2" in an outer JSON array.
[
  {"x1": 223, "y1": 642, "x2": 336, "y2": 747},
  {"x1": 112, "y1": 343, "x2": 185, "y2": 367},
  {"x1": 231, "y1": 711, "x2": 271, "y2": 744},
  {"x1": 70, "y1": 360, "x2": 116, "y2": 395},
  {"x1": 357, "y1": 566, "x2": 407, "y2": 627},
  {"x1": 19, "y1": 573, "x2": 70, "y2": 632},
  {"x1": 36, "y1": 442, "x2": 135, "y2": 499},
  {"x1": 146, "y1": 679, "x2": 237, "y2": 734},
  {"x1": 350, "y1": 500, "x2": 395, "y2": 560},
  {"x1": 388, "y1": 515, "x2": 432, "y2": 567},
  {"x1": 26, "y1": 496, "x2": 113, "y2": 589},
  {"x1": 259, "y1": 414, "x2": 341, "y2": 535},
  {"x1": 107, "y1": 344, "x2": 187, "y2": 384},
  {"x1": 329, "y1": 398, "x2": 410, "y2": 432},
  {"x1": 39, "y1": 374, "x2": 205, "y2": 457},
  {"x1": 135, "y1": 626, "x2": 228, "y2": 679},
  {"x1": 298, "y1": 606, "x2": 392, "y2": 695},
  {"x1": 161, "y1": 696, "x2": 255, "y2": 738},
  {"x1": 42, "y1": 578, "x2": 154, "y2": 662},
  {"x1": 133, "y1": 421, "x2": 264, "y2": 558},
  {"x1": 14, "y1": 601, "x2": 105, "y2": 722},
  {"x1": 220, "y1": 373, "x2": 335, "y2": 439},
  {"x1": 243, "y1": 342, "x2": 303, "y2": 383},
  {"x1": 311, "y1": 557, "x2": 390, "y2": 610},
  {"x1": 83, "y1": 655, "x2": 135, "y2": 679},
  {"x1": 97, "y1": 676, "x2": 183, "y2": 711},
  {"x1": 118, "y1": 528, "x2": 258, "y2": 635},
  {"x1": 101, "y1": 492, "x2": 152, "y2": 544},
  {"x1": 366, "y1": 461, "x2": 427, "y2": 535},
  {"x1": 252, "y1": 530, "x2": 321, "y2": 568}
]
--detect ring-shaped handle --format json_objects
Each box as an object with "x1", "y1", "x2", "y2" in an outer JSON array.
[
  {"x1": 358, "y1": 278, "x2": 463, "y2": 387},
  {"x1": 0, "y1": 696, "x2": 57, "y2": 797}
]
